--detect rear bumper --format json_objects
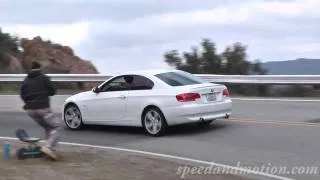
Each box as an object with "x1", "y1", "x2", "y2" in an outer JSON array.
[{"x1": 163, "y1": 99, "x2": 232, "y2": 125}]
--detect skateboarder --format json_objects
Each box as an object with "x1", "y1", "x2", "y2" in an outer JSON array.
[{"x1": 20, "y1": 61, "x2": 60, "y2": 160}]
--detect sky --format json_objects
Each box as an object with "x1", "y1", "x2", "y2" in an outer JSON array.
[{"x1": 1, "y1": 0, "x2": 320, "y2": 74}]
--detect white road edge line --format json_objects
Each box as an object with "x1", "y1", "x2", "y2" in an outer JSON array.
[
  {"x1": 232, "y1": 97, "x2": 320, "y2": 102},
  {"x1": 0, "y1": 136, "x2": 293, "y2": 180}
]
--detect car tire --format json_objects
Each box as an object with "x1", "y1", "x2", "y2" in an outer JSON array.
[
  {"x1": 64, "y1": 104, "x2": 84, "y2": 130},
  {"x1": 142, "y1": 107, "x2": 168, "y2": 137}
]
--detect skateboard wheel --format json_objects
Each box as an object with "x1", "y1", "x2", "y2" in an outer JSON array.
[
  {"x1": 16, "y1": 147, "x2": 43, "y2": 160},
  {"x1": 16, "y1": 148, "x2": 27, "y2": 160}
]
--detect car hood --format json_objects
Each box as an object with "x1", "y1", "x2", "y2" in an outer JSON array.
[{"x1": 65, "y1": 91, "x2": 92, "y2": 102}]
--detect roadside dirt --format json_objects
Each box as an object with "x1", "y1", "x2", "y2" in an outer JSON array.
[{"x1": 0, "y1": 140, "x2": 255, "y2": 180}]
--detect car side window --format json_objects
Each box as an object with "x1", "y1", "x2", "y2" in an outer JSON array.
[
  {"x1": 130, "y1": 75, "x2": 154, "y2": 90},
  {"x1": 99, "y1": 76, "x2": 129, "y2": 92}
]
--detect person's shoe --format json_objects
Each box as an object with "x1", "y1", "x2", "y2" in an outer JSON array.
[{"x1": 40, "y1": 146, "x2": 58, "y2": 161}]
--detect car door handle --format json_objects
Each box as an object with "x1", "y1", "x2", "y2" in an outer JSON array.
[{"x1": 118, "y1": 95, "x2": 126, "y2": 99}]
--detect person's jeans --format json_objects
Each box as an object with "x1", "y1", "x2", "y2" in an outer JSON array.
[{"x1": 26, "y1": 107, "x2": 61, "y2": 149}]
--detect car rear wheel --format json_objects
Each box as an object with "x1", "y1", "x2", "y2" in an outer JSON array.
[
  {"x1": 64, "y1": 104, "x2": 84, "y2": 130},
  {"x1": 142, "y1": 107, "x2": 167, "y2": 137}
]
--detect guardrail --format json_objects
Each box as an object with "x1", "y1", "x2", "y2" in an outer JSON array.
[
  {"x1": 1, "y1": 74, "x2": 320, "y2": 84},
  {"x1": 195, "y1": 74, "x2": 320, "y2": 84},
  {"x1": 0, "y1": 74, "x2": 112, "y2": 82}
]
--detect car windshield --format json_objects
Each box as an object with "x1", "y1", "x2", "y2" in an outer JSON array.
[{"x1": 155, "y1": 71, "x2": 205, "y2": 86}]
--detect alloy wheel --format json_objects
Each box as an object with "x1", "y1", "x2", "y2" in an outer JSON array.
[
  {"x1": 64, "y1": 105, "x2": 83, "y2": 130},
  {"x1": 143, "y1": 108, "x2": 167, "y2": 136}
]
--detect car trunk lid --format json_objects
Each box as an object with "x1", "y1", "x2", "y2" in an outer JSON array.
[{"x1": 183, "y1": 83, "x2": 228, "y2": 103}]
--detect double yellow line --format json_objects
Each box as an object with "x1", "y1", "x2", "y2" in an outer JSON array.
[{"x1": 224, "y1": 117, "x2": 320, "y2": 127}]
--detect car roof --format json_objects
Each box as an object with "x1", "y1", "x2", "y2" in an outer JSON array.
[{"x1": 118, "y1": 68, "x2": 180, "y2": 76}]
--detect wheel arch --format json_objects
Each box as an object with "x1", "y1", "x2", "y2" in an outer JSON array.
[{"x1": 63, "y1": 101, "x2": 79, "y2": 112}]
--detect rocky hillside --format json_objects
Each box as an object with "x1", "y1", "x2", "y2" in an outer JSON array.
[
  {"x1": 0, "y1": 29, "x2": 100, "y2": 93},
  {"x1": 19, "y1": 37, "x2": 98, "y2": 74},
  {"x1": 0, "y1": 36, "x2": 98, "y2": 74}
]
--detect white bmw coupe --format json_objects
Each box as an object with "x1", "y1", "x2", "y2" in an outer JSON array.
[{"x1": 62, "y1": 69, "x2": 232, "y2": 136}]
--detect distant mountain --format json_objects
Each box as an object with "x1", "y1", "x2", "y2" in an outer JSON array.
[{"x1": 261, "y1": 58, "x2": 320, "y2": 75}]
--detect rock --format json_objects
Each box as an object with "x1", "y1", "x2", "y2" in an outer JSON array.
[
  {"x1": 0, "y1": 36, "x2": 100, "y2": 91},
  {"x1": 0, "y1": 53, "x2": 24, "y2": 73},
  {"x1": 6, "y1": 54, "x2": 24, "y2": 73},
  {"x1": 17, "y1": 37, "x2": 100, "y2": 89},
  {"x1": 20, "y1": 37, "x2": 99, "y2": 74}
]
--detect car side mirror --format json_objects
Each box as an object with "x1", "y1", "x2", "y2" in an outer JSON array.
[{"x1": 92, "y1": 87, "x2": 100, "y2": 93}]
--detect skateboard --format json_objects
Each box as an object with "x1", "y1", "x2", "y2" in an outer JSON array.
[{"x1": 15, "y1": 128, "x2": 44, "y2": 160}]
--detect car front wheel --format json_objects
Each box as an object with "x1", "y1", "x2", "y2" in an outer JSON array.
[
  {"x1": 142, "y1": 107, "x2": 167, "y2": 137},
  {"x1": 64, "y1": 104, "x2": 84, "y2": 130}
]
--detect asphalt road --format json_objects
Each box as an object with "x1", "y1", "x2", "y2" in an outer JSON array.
[{"x1": 1, "y1": 95, "x2": 320, "y2": 180}]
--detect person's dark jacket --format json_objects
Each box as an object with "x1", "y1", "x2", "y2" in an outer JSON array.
[{"x1": 20, "y1": 70, "x2": 56, "y2": 110}]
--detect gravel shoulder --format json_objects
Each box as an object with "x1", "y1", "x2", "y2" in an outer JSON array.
[{"x1": 0, "y1": 139, "x2": 256, "y2": 180}]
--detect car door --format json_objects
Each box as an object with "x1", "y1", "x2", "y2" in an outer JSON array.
[
  {"x1": 85, "y1": 76, "x2": 129, "y2": 123},
  {"x1": 125, "y1": 75, "x2": 155, "y2": 121}
]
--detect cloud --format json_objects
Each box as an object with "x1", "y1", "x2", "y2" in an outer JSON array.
[
  {"x1": 2, "y1": 22, "x2": 90, "y2": 49},
  {"x1": 2, "y1": 0, "x2": 320, "y2": 74},
  {"x1": 0, "y1": 0, "x2": 246, "y2": 24}
]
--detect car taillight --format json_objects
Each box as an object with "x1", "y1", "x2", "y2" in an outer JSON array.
[
  {"x1": 223, "y1": 88, "x2": 230, "y2": 97},
  {"x1": 176, "y1": 93, "x2": 200, "y2": 102}
]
